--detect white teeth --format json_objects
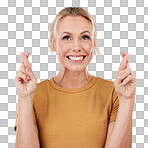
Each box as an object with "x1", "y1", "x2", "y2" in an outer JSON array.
[{"x1": 68, "y1": 56, "x2": 84, "y2": 61}]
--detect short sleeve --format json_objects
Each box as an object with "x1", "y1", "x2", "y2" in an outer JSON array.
[
  {"x1": 14, "y1": 99, "x2": 37, "y2": 132},
  {"x1": 109, "y1": 86, "x2": 119, "y2": 123}
]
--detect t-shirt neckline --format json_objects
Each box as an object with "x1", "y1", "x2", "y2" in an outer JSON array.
[{"x1": 48, "y1": 75, "x2": 98, "y2": 93}]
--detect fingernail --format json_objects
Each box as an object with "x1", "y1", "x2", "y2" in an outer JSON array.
[{"x1": 27, "y1": 76, "x2": 30, "y2": 80}]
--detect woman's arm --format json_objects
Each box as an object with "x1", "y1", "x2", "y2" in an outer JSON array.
[
  {"x1": 15, "y1": 96, "x2": 40, "y2": 148},
  {"x1": 104, "y1": 51, "x2": 136, "y2": 148},
  {"x1": 104, "y1": 97, "x2": 135, "y2": 148}
]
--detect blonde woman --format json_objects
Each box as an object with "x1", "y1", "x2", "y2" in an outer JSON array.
[{"x1": 14, "y1": 7, "x2": 136, "y2": 148}]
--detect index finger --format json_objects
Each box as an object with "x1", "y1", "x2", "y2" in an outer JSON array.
[
  {"x1": 20, "y1": 52, "x2": 31, "y2": 69},
  {"x1": 126, "y1": 56, "x2": 129, "y2": 68},
  {"x1": 119, "y1": 54, "x2": 130, "y2": 71},
  {"x1": 122, "y1": 51, "x2": 130, "y2": 68}
]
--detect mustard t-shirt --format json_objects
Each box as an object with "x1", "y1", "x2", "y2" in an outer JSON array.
[{"x1": 14, "y1": 75, "x2": 119, "y2": 148}]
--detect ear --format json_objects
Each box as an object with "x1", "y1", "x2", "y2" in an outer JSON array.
[
  {"x1": 93, "y1": 42, "x2": 95, "y2": 49},
  {"x1": 50, "y1": 39, "x2": 56, "y2": 52}
]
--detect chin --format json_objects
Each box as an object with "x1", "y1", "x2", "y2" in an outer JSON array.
[{"x1": 66, "y1": 65, "x2": 86, "y2": 72}]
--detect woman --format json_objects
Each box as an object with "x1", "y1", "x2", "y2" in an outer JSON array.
[{"x1": 14, "y1": 7, "x2": 136, "y2": 148}]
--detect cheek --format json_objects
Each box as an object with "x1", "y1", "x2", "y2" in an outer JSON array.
[
  {"x1": 58, "y1": 43, "x2": 69, "y2": 56},
  {"x1": 83, "y1": 42, "x2": 93, "y2": 54},
  {"x1": 58, "y1": 41, "x2": 93, "y2": 55}
]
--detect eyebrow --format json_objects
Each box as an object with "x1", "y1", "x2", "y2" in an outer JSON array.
[{"x1": 60, "y1": 31, "x2": 91, "y2": 36}]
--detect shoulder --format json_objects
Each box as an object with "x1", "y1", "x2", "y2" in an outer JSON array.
[
  {"x1": 35, "y1": 79, "x2": 49, "y2": 96},
  {"x1": 95, "y1": 77, "x2": 118, "y2": 105},
  {"x1": 36, "y1": 79, "x2": 49, "y2": 88},
  {"x1": 96, "y1": 76, "x2": 115, "y2": 91}
]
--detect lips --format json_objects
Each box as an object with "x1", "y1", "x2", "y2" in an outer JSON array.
[{"x1": 67, "y1": 55, "x2": 86, "y2": 57}]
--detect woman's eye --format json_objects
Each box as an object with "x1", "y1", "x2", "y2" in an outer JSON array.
[
  {"x1": 82, "y1": 35, "x2": 89, "y2": 40},
  {"x1": 63, "y1": 36, "x2": 70, "y2": 40},
  {"x1": 63, "y1": 35, "x2": 90, "y2": 41}
]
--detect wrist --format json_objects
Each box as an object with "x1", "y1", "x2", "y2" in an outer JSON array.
[
  {"x1": 18, "y1": 95, "x2": 34, "y2": 104},
  {"x1": 119, "y1": 96, "x2": 135, "y2": 109}
]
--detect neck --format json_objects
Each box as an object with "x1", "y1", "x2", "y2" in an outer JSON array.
[{"x1": 53, "y1": 66, "x2": 93, "y2": 89}]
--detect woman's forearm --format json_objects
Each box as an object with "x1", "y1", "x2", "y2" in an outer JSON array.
[
  {"x1": 15, "y1": 96, "x2": 40, "y2": 148},
  {"x1": 105, "y1": 97, "x2": 135, "y2": 148}
]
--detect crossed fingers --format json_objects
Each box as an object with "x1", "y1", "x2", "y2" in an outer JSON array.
[
  {"x1": 20, "y1": 52, "x2": 31, "y2": 70},
  {"x1": 19, "y1": 52, "x2": 31, "y2": 78},
  {"x1": 119, "y1": 51, "x2": 130, "y2": 71},
  {"x1": 115, "y1": 51, "x2": 132, "y2": 85}
]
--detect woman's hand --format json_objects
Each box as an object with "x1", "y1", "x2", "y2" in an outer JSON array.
[
  {"x1": 114, "y1": 51, "x2": 136, "y2": 100},
  {"x1": 14, "y1": 52, "x2": 37, "y2": 100}
]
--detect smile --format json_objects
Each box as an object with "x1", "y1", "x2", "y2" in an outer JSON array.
[{"x1": 67, "y1": 56, "x2": 86, "y2": 63}]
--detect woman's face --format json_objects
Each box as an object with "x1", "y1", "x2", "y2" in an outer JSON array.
[{"x1": 54, "y1": 16, "x2": 94, "y2": 72}]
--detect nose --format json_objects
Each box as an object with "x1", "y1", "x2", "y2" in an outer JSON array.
[{"x1": 72, "y1": 38, "x2": 82, "y2": 52}]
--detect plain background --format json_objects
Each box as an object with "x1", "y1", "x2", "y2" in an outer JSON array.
[{"x1": 0, "y1": 0, "x2": 147, "y2": 147}]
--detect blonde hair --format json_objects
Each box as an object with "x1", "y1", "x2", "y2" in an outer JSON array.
[{"x1": 49, "y1": 7, "x2": 100, "y2": 57}]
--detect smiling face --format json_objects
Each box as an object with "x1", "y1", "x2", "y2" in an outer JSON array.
[{"x1": 54, "y1": 16, "x2": 94, "y2": 72}]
